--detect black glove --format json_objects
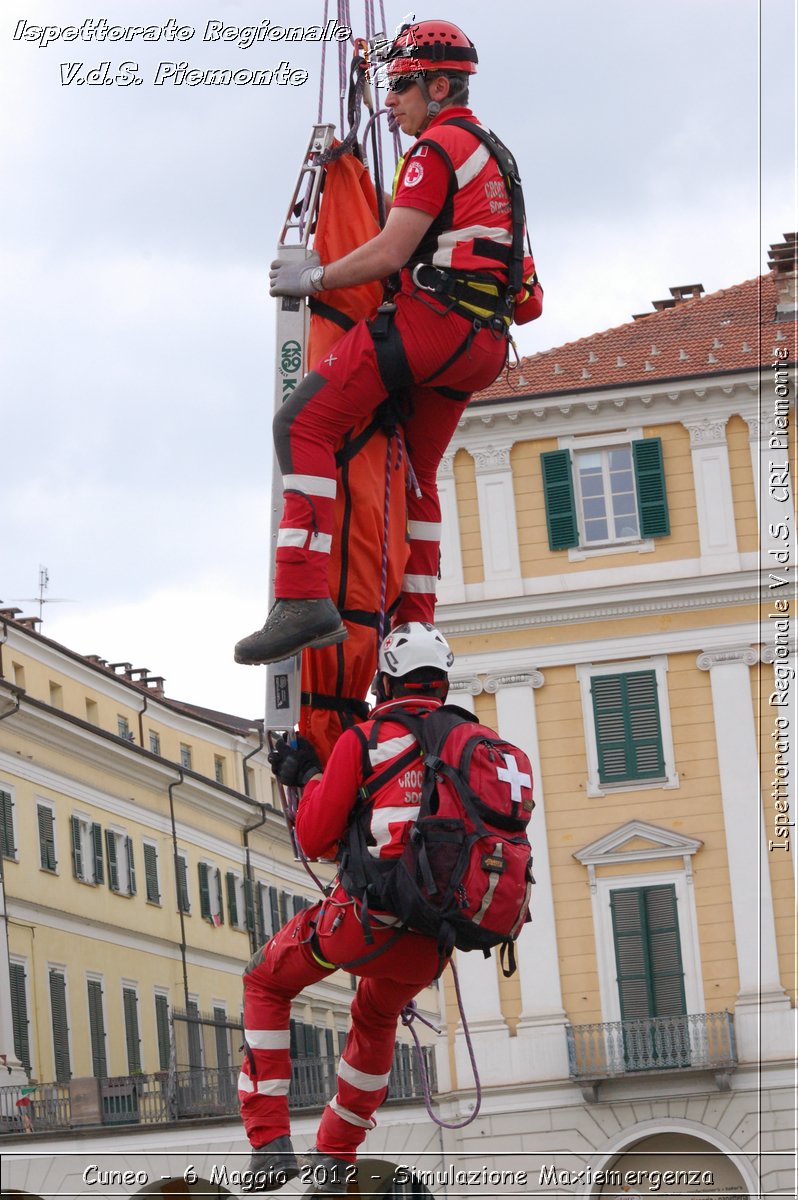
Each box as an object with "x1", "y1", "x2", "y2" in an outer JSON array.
[{"x1": 267, "y1": 734, "x2": 322, "y2": 788}]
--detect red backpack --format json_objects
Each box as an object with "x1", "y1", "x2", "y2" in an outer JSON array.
[{"x1": 339, "y1": 705, "x2": 535, "y2": 974}]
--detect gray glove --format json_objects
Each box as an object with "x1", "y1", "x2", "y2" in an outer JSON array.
[{"x1": 269, "y1": 252, "x2": 324, "y2": 298}]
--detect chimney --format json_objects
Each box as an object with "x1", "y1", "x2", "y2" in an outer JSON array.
[
  {"x1": 769, "y1": 233, "x2": 797, "y2": 320},
  {"x1": 633, "y1": 283, "x2": 704, "y2": 320}
]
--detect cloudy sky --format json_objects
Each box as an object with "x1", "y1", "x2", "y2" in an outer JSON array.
[{"x1": 2, "y1": 0, "x2": 794, "y2": 718}]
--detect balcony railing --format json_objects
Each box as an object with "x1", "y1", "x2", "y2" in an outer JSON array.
[
  {"x1": 567, "y1": 1011, "x2": 737, "y2": 1081},
  {"x1": 0, "y1": 1046, "x2": 438, "y2": 1134}
]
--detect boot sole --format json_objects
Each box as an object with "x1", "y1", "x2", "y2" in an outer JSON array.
[{"x1": 235, "y1": 625, "x2": 348, "y2": 667}]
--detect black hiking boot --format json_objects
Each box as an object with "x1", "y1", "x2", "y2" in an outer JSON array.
[
  {"x1": 234, "y1": 599, "x2": 347, "y2": 665},
  {"x1": 242, "y1": 1135, "x2": 300, "y2": 1192},
  {"x1": 302, "y1": 1149, "x2": 356, "y2": 1196}
]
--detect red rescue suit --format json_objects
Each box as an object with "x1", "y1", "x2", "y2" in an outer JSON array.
[
  {"x1": 274, "y1": 106, "x2": 515, "y2": 625},
  {"x1": 238, "y1": 698, "x2": 446, "y2": 1161}
]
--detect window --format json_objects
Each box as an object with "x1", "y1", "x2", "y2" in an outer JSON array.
[
  {"x1": 38, "y1": 803, "x2": 57, "y2": 871},
  {"x1": 105, "y1": 829, "x2": 136, "y2": 895},
  {"x1": 226, "y1": 871, "x2": 251, "y2": 931},
  {"x1": 149, "y1": 731, "x2": 161, "y2": 755},
  {"x1": 10, "y1": 960, "x2": 32, "y2": 1074},
  {"x1": 49, "y1": 968, "x2": 71, "y2": 1083},
  {"x1": 143, "y1": 842, "x2": 161, "y2": 904},
  {"x1": 155, "y1": 992, "x2": 171, "y2": 1071},
  {"x1": 85, "y1": 699, "x2": 99, "y2": 726},
  {"x1": 214, "y1": 756, "x2": 226, "y2": 785},
  {"x1": 258, "y1": 883, "x2": 281, "y2": 944},
  {"x1": 180, "y1": 743, "x2": 193, "y2": 770},
  {"x1": 70, "y1": 815, "x2": 104, "y2": 884},
  {"x1": 12, "y1": 662, "x2": 25, "y2": 689},
  {"x1": 186, "y1": 997, "x2": 203, "y2": 1069},
  {"x1": 610, "y1": 884, "x2": 689, "y2": 1068},
  {"x1": 541, "y1": 436, "x2": 669, "y2": 552},
  {"x1": 117, "y1": 715, "x2": 132, "y2": 740},
  {"x1": 1, "y1": 787, "x2": 16, "y2": 859},
  {"x1": 86, "y1": 977, "x2": 108, "y2": 1078},
  {"x1": 175, "y1": 851, "x2": 191, "y2": 913},
  {"x1": 198, "y1": 862, "x2": 224, "y2": 925},
  {"x1": 577, "y1": 658, "x2": 678, "y2": 795},
  {"x1": 49, "y1": 682, "x2": 63, "y2": 709},
  {"x1": 122, "y1": 985, "x2": 142, "y2": 1073}
]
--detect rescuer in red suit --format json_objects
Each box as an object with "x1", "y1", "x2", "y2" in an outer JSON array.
[
  {"x1": 235, "y1": 19, "x2": 541, "y2": 667},
  {"x1": 237, "y1": 623, "x2": 455, "y2": 1192}
]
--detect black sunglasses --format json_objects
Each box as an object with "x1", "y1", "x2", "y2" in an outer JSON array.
[{"x1": 387, "y1": 73, "x2": 421, "y2": 94}]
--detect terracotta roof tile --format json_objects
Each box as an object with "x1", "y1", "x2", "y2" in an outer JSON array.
[{"x1": 477, "y1": 268, "x2": 792, "y2": 404}]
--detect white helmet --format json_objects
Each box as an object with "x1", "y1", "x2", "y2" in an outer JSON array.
[{"x1": 378, "y1": 622, "x2": 454, "y2": 679}]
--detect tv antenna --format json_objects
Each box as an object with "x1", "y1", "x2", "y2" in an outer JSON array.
[{"x1": 8, "y1": 566, "x2": 73, "y2": 625}]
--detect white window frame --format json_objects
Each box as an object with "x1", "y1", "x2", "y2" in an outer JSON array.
[
  {"x1": 576, "y1": 656, "x2": 680, "y2": 797},
  {"x1": 560, "y1": 428, "x2": 655, "y2": 560},
  {"x1": 71, "y1": 812, "x2": 102, "y2": 884},
  {"x1": 227, "y1": 870, "x2": 247, "y2": 931},
  {"x1": 180, "y1": 743, "x2": 193, "y2": 770},
  {"x1": 105, "y1": 826, "x2": 135, "y2": 896},
  {"x1": 591, "y1": 867, "x2": 705, "y2": 1025}
]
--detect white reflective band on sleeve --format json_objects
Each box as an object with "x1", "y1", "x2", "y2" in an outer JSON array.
[
  {"x1": 244, "y1": 1028, "x2": 292, "y2": 1050},
  {"x1": 338, "y1": 1058, "x2": 392, "y2": 1092},
  {"x1": 455, "y1": 143, "x2": 491, "y2": 189},
  {"x1": 329, "y1": 1097, "x2": 377, "y2": 1129},
  {"x1": 237, "y1": 1073, "x2": 292, "y2": 1096},
  {"x1": 309, "y1": 531, "x2": 333, "y2": 554},
  {"x1": 367, "y1": 805, "x2": 420, "y2": 856},
  {"x1": 407, "y1": 520, "x2": 442, "y2": 541},
  {"x1": 368, "y1": 733, "x2": 416, "y2": 768},
  {"x1": 277, "y1": 528, "x2": 309, "y2": 549},
  {"x1": 283, "y1": 473, "x2": 337, "y2": 500},
  {"x1": 401, "y1": 574, "x2": 438, "y2": 594},
  {"x1": 432, "y1": 225, "x2": 512, "y2": 269}
]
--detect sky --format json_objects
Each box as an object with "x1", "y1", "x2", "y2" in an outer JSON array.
[{"x1": 1, "y1": 0, "x2": 795, "y2": 719}]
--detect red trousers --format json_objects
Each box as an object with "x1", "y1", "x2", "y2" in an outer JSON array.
[
  {"x1": 273, "y1": 294, "x2": 507, "y2": 623},
  {"x1": 238, "y1": 885, "x2": 443, "y2": 1160}
]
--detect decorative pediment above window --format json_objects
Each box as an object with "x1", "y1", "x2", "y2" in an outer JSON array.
[{"x1": 574, "y1": 819, "x2": 703, "y2": 891}]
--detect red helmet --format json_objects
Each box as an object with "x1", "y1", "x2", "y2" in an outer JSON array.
[{"x1": 385, "y1": 20, "x2": 478, "y2": 79}]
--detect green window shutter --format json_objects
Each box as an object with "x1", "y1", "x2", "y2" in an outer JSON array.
[
  {"x1": 610, "y1": 885, "x2": 686, "y2": 1020},
  {"x1": 198, "y1": 863, "x2": 212, "y2": 920},
  {"x1": 105, "y1": 830, "x2": 119, "y2": 892},
  {"x1": 226, "y1": 872, "x2": 239, "y2": 927},
  {"x1": 143, "y1": 844, "x2": 160, "y2": 904},
  {"x1": 176, "y1": 854, "x2": 190, "y2": 913},
  {"x1": 155, "y1": 993, "x2": 171, "y2": 1071},
  {"x1": 213, "y1": 1006, "x2": 230, "y2": 1072},
  {"x1": 292, "y1": 895, "x2": 306, "y2": 917},
  {"x1": 632, "y1": 437, "x2": 670, "y2": 537},
  {"x1": 86, "y1": 980, "x2": 107, "y2": 1078},
  {"x1": 70, "y1": 817, "x2": 84, "y2": 880},
  {"x1": 122, "y1": 987, "x2": 141, "y2": 1073},
  {"x1": 49, "y1": 969, "x2": 71, "y2": 1083},
  {"x1": 125, "y1": 838, "x2": 136, "y2": 895},
  {"x1": 0, "y1": 789, "x2": 16, "y2": 859},
  {"x1": 215, "y1": 868, "x2": 224, "y2": 925},
  {"x1": 91, "y1": 823, "x2": 104, "y2": 885},
  {"x1": 186, "y1": 999, "x2": 202, "y2": 1069},
  {"x1": 10, "y1": 961, "x2": 31, "y2": 1073},
  {"x1": 541, "y1": 449, "x2": 579, "y2": 550},
  {"x1": 269, "y1": 887, "x2": 281, "y2": 938},
  {"x1": 591, "y1": 670, "x2": 665, "y2": 784},
  {"x1": 38, "y1": 805, "x2": 57, "y2": 871},
  {"x1": 279, "y1": 891, "x2": 292, "y2": 926},
  {"x1": 243, "y1": 877, "x2": 255, "y2": 932}
]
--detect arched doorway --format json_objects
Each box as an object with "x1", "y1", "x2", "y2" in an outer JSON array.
[{"x1": 597, "y1": 1132, "x2": 751, "y2": 1197}]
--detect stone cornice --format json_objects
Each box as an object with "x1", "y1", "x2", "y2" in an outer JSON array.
[
  {"x1": 437, "y1": 571, "x2": 759, "y2": 639},
  {"x1": 453, "y1": 371, "x2": 760, "y2": 452}
]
